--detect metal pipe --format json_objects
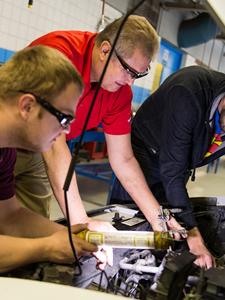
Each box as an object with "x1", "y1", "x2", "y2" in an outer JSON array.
[
  {"x1": 101, "y1": 0, "x2": 106, "y2": 25},
  {"x1": 119, "y1": 250, "x2": 158, "y2": 274}
]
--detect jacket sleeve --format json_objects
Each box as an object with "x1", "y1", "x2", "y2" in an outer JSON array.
[{"x1": 159, "y1": 87, "x2": 201, "y2": 229}]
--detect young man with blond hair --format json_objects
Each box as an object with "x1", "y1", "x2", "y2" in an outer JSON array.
[{"x1": 0, "y1": 45, "x2": 110, "y2": 273}]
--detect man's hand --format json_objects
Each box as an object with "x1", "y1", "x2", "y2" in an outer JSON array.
[
  {"x1": 166, "y1": 216, "x2": 187, "y2": 240},
  {"x1": 92, "y1": 246, "x2": 112, "y2": 270},
  {"x1": 72, "y1": 217, "x2": 115, "y2": 269},
  {"x1": 86, "y1": 218, "x2": 117, "y2": 233},
  {"x1": 45, "y1": 224, "x2": 98, "y2": 264},
  {"x1": 187, "y1": 227, "x2": 216, "y2": 269},
  {"x1": 150, "y1": 214, "x2": 187, "y2": 240},
  {"x1": 86, "y1": 218, "x2": 115, "y2": 269}
]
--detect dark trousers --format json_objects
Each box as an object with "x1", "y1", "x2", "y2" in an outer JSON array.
[{"x1": 110, "y1": 143, "x2": 191, "y2": 206}]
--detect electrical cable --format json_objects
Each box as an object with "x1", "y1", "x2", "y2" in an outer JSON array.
[
  {"x1": 98, "y1": 270, "x2": 145, "y2": 298},
  {"x1": 63, "y1": 0, "x2": 147, "y2": 276},
  {"x1": 64, "y1": 190, "x2": 82, "y2": 275}
]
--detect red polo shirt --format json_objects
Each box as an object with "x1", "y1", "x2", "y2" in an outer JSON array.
[{"x1": 29, "y1": 31, "x2": 133, "y2": 140}]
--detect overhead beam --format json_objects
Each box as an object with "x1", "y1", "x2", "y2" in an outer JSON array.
[
  {"x1": 160, "y1": 2, "x2": 207, "y2": 12},
  {"x1": 216, "y1": 33, "x2": 225, "y2": 40},
  {"x1": 201, "y1": 0, "x2": 225, "y2": 33}
]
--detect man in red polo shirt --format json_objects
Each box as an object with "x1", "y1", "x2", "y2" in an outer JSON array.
[{"x1": 14, "y1": 16, "x2": 185, "y2": 248}]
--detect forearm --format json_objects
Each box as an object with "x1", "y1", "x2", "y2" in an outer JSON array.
[
  {"x1": 186, "y1": 226, "x2": 215, "y2": 268},
  {"x1": 0, "y1": 223, "x2": 102, "y2": 273},
  {"x1": 187, "y1": 227, "x2": 205, "y2": 250},
  {"x1": 112, "y1": 155, "x2": 160, "y2": 228},
  {"x1": 46, "y1": 165, "x2": 88, "y2": 224},
  {"x1": 0, "y1": 206, "x2": 63, "y2": 238},
  {"x1": 105, "y1": 133, "x2": 160, "y2": 228},
  {"x1": 0, "y1": 235, "x2": 49, "y2": 273},
  {"x1": 42, "y1": 135, "x2": 88, "y2": 225}
]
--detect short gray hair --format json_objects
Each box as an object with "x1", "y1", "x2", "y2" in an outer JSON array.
[{"x1": 95, "y1": 15, "x2": 159, "y2": 60}]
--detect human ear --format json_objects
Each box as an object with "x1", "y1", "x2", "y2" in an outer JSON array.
[
  {"x1": 99, "y1": 41, "x2": 111, "y2": 61},
  {"x1": 19, "y1": 94, "x2": 36, "y2": 121}
]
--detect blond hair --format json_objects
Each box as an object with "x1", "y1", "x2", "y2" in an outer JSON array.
[
  {"x1": 95, "y1": 15, "x2": 159, "y2": 61},
  {"x1": 0, "y1": 45, "x2": 84, "y2": 103}
]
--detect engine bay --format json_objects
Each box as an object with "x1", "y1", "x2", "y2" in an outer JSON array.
[{"x1": 2, "y1": 200, "x2": 225, "y2": 299}]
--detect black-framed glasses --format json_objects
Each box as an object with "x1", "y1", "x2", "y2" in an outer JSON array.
[
  {"x1": 19, "y1": 91, "x2": 75, "y2": 128},
  {"x1": 115, "y1": 51, "x2": 149, "y2": 79}
]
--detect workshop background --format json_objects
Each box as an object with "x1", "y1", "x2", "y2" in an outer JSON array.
[
  {"x1": 0, "y1": 0, "x2": 225, "y2": 219},
  {"x1": 1, "y1": 1, "x2": 225, "y2": 299},
  {"x1": 2, "y1": 0, "x2": 225, "y2": 110}
]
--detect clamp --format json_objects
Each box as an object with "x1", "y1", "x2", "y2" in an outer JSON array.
[
  {"x1": 158, "y1": 206, "x2": 187, "y2": 235},
  {"x1": 158, "y1": 206, "x2": 171, "y2": 232}
]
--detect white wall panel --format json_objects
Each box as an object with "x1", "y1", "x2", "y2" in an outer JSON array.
[
  {"x1": 0, "y1": 0, "x2": 156, "y2": 95},
  {"x1": 11, "y1": 5, "x2": 21, "y2": 22},
  {"x1": 158, "y1": 7, "x2": 225, "y2": 71}
]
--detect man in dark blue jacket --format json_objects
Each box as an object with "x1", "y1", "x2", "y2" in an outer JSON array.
[{"x1": 111, "y1": 65, "x2": 225, "y2": 269}]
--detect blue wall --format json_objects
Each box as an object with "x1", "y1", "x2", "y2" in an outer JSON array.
[
  {"x1": 0, "y1": 42, "x2": 181, "y2": 109},
  {"x1": 131, "y1": 86, "x2": 150, "y2": 104},
  {"x1": 158, "y1": 40, "x2": 183, "y2": 84},
  {"x1": 0, "y1": 48, "x2": 15, "y2": 63},
  {"x1": 131, "y1": 40, "x2": 183, "y2": 108}
]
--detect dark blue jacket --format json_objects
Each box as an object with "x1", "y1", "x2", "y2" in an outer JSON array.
[{"x1": 131, "y1": 66, "x2": 225, "y2": 228}]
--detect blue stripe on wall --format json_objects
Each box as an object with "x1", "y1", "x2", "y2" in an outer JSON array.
[
  {"x1": 0, "y1": 48, "x2": 15, "y2": 63},
  {"x1": 158, "y1": 40, "x2": 183, "y2": 84},
  {"x1": 131, "y1": 85, "x2": 150, "y2": 104}
]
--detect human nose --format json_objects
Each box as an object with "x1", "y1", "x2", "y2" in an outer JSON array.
[
  {"x1": 125, "y1": 75, "x2": 135, "y2": 86},
  {"x1": 62, "y1": 124, "x2": 70, "y2": 134}
]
